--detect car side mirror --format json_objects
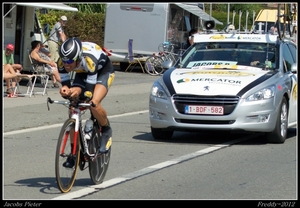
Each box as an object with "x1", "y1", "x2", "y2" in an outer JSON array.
[{"x1": 291, "y1": 63, "x2": 297, "y2": 74}]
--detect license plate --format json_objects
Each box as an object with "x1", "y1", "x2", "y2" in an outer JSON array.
[{"x1": 185, "y1": 105, "x2": 224, "y2": 115}]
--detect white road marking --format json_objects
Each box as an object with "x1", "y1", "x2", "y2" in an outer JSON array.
[
  {"x1": 3, "y1": 109, "x2": 252, "y2": 200},
  {"x1": 52, "y1": 137, "x2": 252, "y2": 200},
  {"x1": 3, "y1": 110, "x2": 149, "y2": 136}
]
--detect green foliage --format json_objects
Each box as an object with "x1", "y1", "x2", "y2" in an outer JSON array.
[
  {"x1": 206, "y1": 4, "x2": 266, "y2": 30},
  {"x1": 66, "y1": 4, "x2": 106, "y2": 13},
  {"x1": 37, "y1": 10, "x2": 105, "y2": 46},
  {"x1": 64, "y1": 12, "x2": 105, "y2": 46}
]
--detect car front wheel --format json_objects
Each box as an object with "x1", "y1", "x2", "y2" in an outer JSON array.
[{"x1": 266, "y1": 97, "x2": 288, "y2": 143}]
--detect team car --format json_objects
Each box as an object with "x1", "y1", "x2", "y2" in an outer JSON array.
[{"x1": 149, "y1": 32, "x2": 297, "y2": 143}]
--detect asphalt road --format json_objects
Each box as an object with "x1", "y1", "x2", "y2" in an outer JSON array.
[{"x1": 3, "y1": 68, "x2": 297, "y2": 203}]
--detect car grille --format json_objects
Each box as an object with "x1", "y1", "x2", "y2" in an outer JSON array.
[{"x1": 173, "y1": 94, "x2": 240, "y2": 116}]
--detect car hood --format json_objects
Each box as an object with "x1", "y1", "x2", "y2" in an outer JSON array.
[{"x1": 167, "y1": 66, "x2": 272, "y2": 96}]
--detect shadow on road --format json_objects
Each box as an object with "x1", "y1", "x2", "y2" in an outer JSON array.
[
  {"x1": 13, "y1": 177, "x2": 95, "y2": 194},
  {"x1": 132, "y1": 128, "x2": 297, "y2": 146}
]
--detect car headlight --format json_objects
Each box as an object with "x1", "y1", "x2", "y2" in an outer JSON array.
[
  {"x1": 150, "y1": 78, "x2": 170, "y2": 99},
  {"x1": 246, "y1": 85, "x2": 275, "y2": 101}
]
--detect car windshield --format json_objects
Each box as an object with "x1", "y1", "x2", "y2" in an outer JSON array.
[{"x1": 180, "y1": 42, "x2": 277, "y2": 69}]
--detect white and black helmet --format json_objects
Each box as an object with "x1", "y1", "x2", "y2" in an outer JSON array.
[{"x1": 59, "y1": 37, "x2": 82, "y2": 63}]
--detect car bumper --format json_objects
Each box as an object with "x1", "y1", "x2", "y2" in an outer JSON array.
[{"x1": 149, "y1": 95, "x2": 279, "y2": 133}]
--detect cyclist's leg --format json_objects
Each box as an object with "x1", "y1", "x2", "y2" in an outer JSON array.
[{"x1": 90, "y1": 62, "x2": 115, "y2": 153}]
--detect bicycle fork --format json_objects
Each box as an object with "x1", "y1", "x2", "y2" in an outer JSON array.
[{"x1": 60, "y1": 109, "x2": 88, "y2": 159}]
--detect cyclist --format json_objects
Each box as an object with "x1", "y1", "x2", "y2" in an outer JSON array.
[{"x1": 58, "y1": 37, "x2": 115, "y2": 168}]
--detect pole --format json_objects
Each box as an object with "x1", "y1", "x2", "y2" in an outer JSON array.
[
  {"x1": 245, "y1": 10, "x2": 249, "y2": 33},
  {"x1": 227, "y1": 3, "x2": 230, "y2": 24},
  {"x1": 232, "y1": 10, "x2": 236, "y2": 26}
]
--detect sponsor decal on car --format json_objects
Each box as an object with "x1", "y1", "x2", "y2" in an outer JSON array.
[
  {"x1": 189, "y1": 61, "x2": 237, "y2": 67},
  {"x1": 178, "y1": 70, "x2": 255, "y2": 77},
  {"x1": 176, "y1": 77, "x2": 242, "y2": 86}
]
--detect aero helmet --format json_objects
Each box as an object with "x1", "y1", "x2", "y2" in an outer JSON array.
[{"x1": 59, "y1": 37, "x2": 82, "y2": 63}]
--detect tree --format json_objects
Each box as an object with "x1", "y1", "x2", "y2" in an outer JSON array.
[{"x1": 66, "y1": 3, "x2": 106, "y2": 13}]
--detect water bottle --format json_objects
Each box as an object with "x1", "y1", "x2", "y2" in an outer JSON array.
[{"x1": 84, "y1": 119, "x2": 93, "y2": 140}]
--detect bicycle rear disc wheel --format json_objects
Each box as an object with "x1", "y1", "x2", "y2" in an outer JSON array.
[
  {"x1": 88, "y1": 125, "x2": 111, "y2": 184},
  {"x1": 55, "y1": 119, "x2": 80, "y2": 193}
]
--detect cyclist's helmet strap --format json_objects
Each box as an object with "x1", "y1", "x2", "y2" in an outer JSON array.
[{"x1": 59, "y1": 37, "x2": 83, "y2": 62}]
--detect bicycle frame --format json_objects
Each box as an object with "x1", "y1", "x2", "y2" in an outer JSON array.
[
  {"x1": 69, "y1": 106, "x2": 89, "y2": 156},
  {"x1": 47, "y1": 97, "x2": 96, "y2": 158},
  {"x1": 48, "y1": 96, "x2": 111, "y2": 193}
]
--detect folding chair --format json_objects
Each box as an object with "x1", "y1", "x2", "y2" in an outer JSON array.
[
  {"x1": 125, "y1": 39, "x2": 146, "y2": 73},
  {"x1": 14, "y1": 49, "x2": 50, "y2": 97}
]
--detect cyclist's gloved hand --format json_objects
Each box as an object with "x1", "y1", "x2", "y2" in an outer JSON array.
[{"x1": 60, "y1": 86, "x2": 70, "y2": 99}]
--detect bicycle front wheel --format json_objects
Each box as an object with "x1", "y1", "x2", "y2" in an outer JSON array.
[
  {"x1": 55, "y1": 119, "x2": 80, "y2": 193},
  {"x1": 88, "y1": 124, "x2": 111, "y2": 184}
]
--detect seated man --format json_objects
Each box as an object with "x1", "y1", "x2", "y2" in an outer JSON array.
[
  {"x1": 3, "y1": 44, "x2": 23, "y2": 94},
  {"x1": 30, "y1": 41, "x2": 61, "y2": 88}
]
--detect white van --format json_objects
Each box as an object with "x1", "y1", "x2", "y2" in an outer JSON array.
[
  {"x1": 3, "y1": 3, "x2": 78, "y2": 72},
  {"x1": 104, "y1": 3, "x2": 223, "y2": 70}
]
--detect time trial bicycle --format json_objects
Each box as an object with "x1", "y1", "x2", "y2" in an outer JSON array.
[{"x1": 47, "y1": 94, "x2": 111, "y2": 193}]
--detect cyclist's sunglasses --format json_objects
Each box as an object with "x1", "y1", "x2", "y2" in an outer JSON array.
[{"x1": 62, "y1": 59, "x2": 76, "y2": 64}]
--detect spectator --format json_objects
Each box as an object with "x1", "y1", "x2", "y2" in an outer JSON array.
[
  {"x1": 30, "y1": 40, "x2": 61, "y2": 88},
  {"x1": 185, "y1": 29, "x2": 197, "y2": 49},
  {"x1": 47, "y1": 15, "x2": 68, "y2": 63},
  {"x1": 3, "y1": 64, "x2": 17, "y2": 80},
  {"x1": 3, "y1": 44, "x2": 23, "y2": 94},
  {"x1": 40, "y1": 44, "x2": 51, "y2": 57},
  {"x1": 270, "y1": 26, "x2": 277, "y2": 34},
  {"x1": 3, "y1": 64, "x2": 18, "y2": 97}
]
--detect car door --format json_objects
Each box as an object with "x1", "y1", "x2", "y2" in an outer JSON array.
[{"x1": 282, "y1": 43, "x2": 297, "y2": 125}]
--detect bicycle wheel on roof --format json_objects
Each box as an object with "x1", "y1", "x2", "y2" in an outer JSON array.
[{"x1": 277, "y1": 3, "x2": 294, "y2": 40}]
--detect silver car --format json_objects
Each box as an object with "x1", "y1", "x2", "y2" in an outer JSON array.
[{"x1": 149, "y1": 33, "x2": 297, "y2": 143}]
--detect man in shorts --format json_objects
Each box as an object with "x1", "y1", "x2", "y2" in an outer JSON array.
[{"x1": 48, "y1": 16, "x2": 68, "y2": 63}]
